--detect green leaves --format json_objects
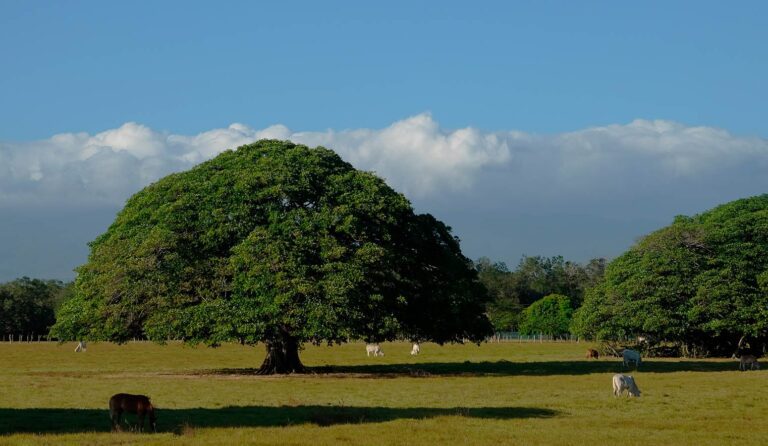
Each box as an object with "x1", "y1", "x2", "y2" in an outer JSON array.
[
  {"x1": 52, "y1": 140, "x2": 492, "y2": 349},
  {"x1": 519, "y1": 294, "x2": 573, "y2": 337},
  {"x1": 573, "y1": 194, "x2": 768, "y2": 355},
  {"x1": 0, "y1": 278, "x2": 69, "y2": 337},
  {"x1": 476, "y1": 256, "x2": 605, "y2": 332}
]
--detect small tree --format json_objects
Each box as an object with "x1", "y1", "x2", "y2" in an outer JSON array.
[
  {"x1": 52, "y1": 140, "x2": 493, "y2": 373},
  {"x1": 519, "y1": 294, "x2": 573, "y2": 337}
]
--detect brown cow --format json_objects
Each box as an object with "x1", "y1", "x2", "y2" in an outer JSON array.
[
  {"x1": 586, "y1": 348, "x2": 599, "y2": 359},
  {"x1": 109, "y1": 393, "x2": 157, "y2": 432}
]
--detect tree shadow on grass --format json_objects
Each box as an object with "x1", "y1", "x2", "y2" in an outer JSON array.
[
  {"x1": 0, "y1": 405, "x2": 557, "y2": 435},
  {"x1": 208, "y1": 359, "x2": 739, "y2": 377}
]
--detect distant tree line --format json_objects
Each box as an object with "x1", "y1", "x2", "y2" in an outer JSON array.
[
  {"x1": 0, "y1": 277, "x2": 72, "y2": 338},
  {"x1": 5, "y1": 253, "x2": 603, "y2": 342},
  {"x1": 475, "y1": 255, "x2": 605, "y2": 334}
]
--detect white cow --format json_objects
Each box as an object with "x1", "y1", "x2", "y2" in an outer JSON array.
[
  {"x1": 74, "y1": 341, "x2": 87, "y2": 352},
  {"x1": 366, "y1": 343, "x2": 384, "y2": 357},
  {"x1": 612, "y1": 374, "x2": 641, "y2": 397},
  {"x1": 739, "y1": 354, "x2": 760, "y2": 371},
  {"x1": 411, "y1": 342, "x2": 420, "y2": 355},
  {"x1": 622, "y1": 349, "x2": 641, "y2": 367}
]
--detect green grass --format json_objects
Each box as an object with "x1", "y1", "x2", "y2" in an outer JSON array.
[{"x1": 0, "y1": 341, "x2": 765, "y2": 445}]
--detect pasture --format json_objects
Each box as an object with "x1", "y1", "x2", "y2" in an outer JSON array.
[{"x1": 0, "y1": 341, "x2": 765, "y2": 445}]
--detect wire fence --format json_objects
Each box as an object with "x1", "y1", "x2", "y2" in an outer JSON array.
[
  {"x1": 2, "y1": 332, "x2": 585, "y2": 344},
  {"x1": 487, "y1": 332, "x2": 581, "y2": 343},
  {"x1": 1, "y1": 334, "x2": 53, "y2": 342}
]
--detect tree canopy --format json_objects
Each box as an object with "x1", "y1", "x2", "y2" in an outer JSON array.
[
  {"x1": 572, "y1": 195, "x2": 768, "y2": 356},
  {"x1": 1, "y1": 277, "x2": 71, "y2": 337},
  {"x1": 519, "y1": 294, "x2": 573, "y2": 337},
  {"x1": 51, "y1": 140, "x2": 492, "y2": 373},
  {"x1": 475, "y1": 256, "x2": 604, "y2": 331}
]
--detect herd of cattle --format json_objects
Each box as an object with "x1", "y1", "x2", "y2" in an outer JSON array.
[
  {"x1": 366, "y1": 343, "x2": 762, "y2": 402},
  {"x1": 97, "y1": 341, "x2": 761, "y2": 432},
  {"x1": 595, "y1": 346, "x2": 760, "y2": 398},
  {"x1": 365, "y1": 342, "x2": 421, "y2": 357}
]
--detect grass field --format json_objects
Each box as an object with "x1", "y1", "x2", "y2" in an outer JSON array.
[{"x1": 0, "y1": 341, "x2": 765, "y2": 445}]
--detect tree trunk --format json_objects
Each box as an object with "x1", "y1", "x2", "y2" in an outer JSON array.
[{"x1": 257, "y1": 329, "x2": 305, "y2": 375}]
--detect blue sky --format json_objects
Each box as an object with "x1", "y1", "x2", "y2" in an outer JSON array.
[
  {"x1": 1, "y1": 1, "x2": 767, "y2": 281},
  {"x1": 2, "y1": 1, "x2": 766, "y2": 139}
]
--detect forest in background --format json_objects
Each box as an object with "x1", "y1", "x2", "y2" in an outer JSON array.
[{"x1": 2, "y1": 255, "x2": 598, "y2": 340}]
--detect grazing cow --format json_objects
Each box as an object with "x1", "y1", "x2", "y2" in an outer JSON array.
[
  {"x1": 612, "y1": 374, "x2": 641, "y2": 397},
  {"x1": 109, "y1": 393, "x2": 157, "y2": 432},
  {"x1": 586, "y1": 348, "x2": 599, "y2": 359},
  {"x1": 366, "y1": 343, "x2": 384, "y2": 357},
  {"x1": 411, "y1": 343, "x2": 420, "y2": 355},
  {"x1": 739, "y1": 354, "x2": 760, "y2": 371},
  {"x1": 622, "y1": 349, "x2": 641, "y2": 367},
  {"x1": 74, "y1": 341, "x2": 87, "y2": 352}
]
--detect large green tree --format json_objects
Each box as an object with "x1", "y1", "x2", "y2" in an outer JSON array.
[
  {"x1": 51, "y1": 140, "x2": 492, "y2": 373},
  {"x1": 572, "y1": 195, "x2": 768, "y2": 356}
]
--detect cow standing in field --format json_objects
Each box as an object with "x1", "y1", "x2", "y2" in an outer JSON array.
[
  {"x1": 739, "y1": 354, "x2": 760, "y2": 371},
  {"x1": 612, "y1": 374, "x2": 641, "y2": 397},
  {"x1": 109, "y1": 393, "x2": 157, "y2": 432},
  {"x1": 586, "y1": 348, "x2": 599, "y2": 359},
  {"x1": 411, "y1": 343, "x2": 420, "y2": 355},
  {"x1": 74, "y1": 341, "x2": 87, "y2": 352},
  {"x1": 366, "y1": 343, "x2": 384, "y2": 357},
  {"x1": 622, "y1": 349, "x2": 641, "y2": 368}
]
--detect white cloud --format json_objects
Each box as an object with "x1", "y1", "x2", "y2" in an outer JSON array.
[
  {"x1": 551, "y1": 119, "x2": 767, "y2": 177},
  {"x1": 4, "y1": 114, "x2": 768, "y2": 281},
  {"x1": 290, "y1": 113, "x2": 512, "y2": 196},
  {"x1": 0, "y1": 114, "x2": 766, "y2": 209}
]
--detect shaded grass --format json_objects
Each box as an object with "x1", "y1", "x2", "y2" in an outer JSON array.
[
  {"x1": 210, "y1": 359, "x2": 737, "y2": 377},
  {"x1": 0, "y1": 405, "x2": 557, "y2": 434}
]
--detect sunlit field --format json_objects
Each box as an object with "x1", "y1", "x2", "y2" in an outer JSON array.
[{"x1": 1, "y1": 341, "x2": 765, "y2": 445}]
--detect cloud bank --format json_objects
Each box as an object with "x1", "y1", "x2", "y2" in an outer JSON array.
[
  {"x1": 2, "y1": 114, "x2": 766, "y2": 211},
  {"x1": 0, "y1": 114, "x2": 515, "y2": 206},
  {"x1": 2, "y1": 114, "x2": 768, "y2": 281}
]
